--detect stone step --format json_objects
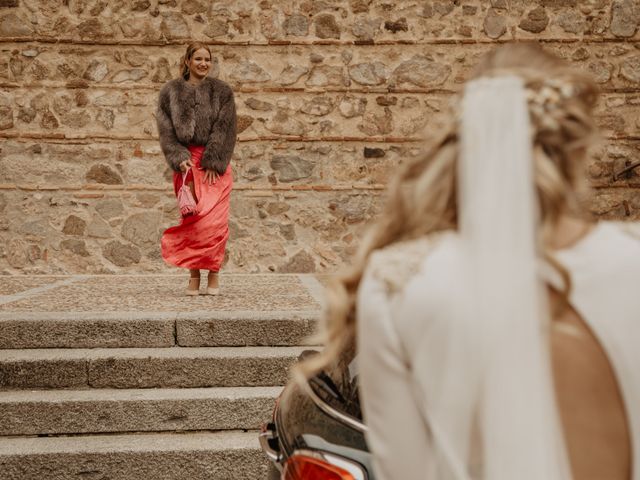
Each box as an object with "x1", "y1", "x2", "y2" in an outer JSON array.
[
  {"x1": 0, "y1": 346, "x2": 310, "y2": 389},
  {"x1": 0, "y1": 311, "x2": 318, "y2": 349},
  {"x1": 0, "y1": 386, "x2": 282, "y2": 436},
  {"x1": 0, "y1": 431, "x2": 268, "y2": 480}
]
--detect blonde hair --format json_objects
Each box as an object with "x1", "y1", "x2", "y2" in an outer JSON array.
[
  {"x1": 180, "y1": 42, "x2": 212, "y2": 80},
  {"x1": 301, "y1": 43, "x2": 599, "y2": 377}
]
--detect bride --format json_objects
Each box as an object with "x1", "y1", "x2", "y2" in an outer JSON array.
[{"x1": 306, "y1": 44, "x2": 639, "y2": 480}]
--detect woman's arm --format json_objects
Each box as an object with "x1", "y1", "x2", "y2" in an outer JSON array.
[
  {"x1": 157, "y1": 86, "x2": 191, "y2": 172},
  {"x1": 357, "y1": 270, "x2": 435, "y2": 480},
  {"x1": 201, "y1": 85, "x2": 237, "y2": 175}
]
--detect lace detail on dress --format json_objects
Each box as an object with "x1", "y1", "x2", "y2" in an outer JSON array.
[{"x1": 367, "y1": 236, "x2": 436, "y2": 295}]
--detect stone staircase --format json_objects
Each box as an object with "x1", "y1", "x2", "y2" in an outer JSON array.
[{"x1": 0, "y1": 274, "x2": 322, "y2": 479}]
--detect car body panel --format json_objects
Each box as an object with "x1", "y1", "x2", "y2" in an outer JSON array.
[{"x1": 260, "y1": 350, "x2": 375, "y2": 479}]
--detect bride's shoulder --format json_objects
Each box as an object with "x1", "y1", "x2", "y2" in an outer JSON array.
[
  {"x1": 604, "y1": 220, "x2": 640, "y2": 242},
  {"x1": 365, "y1": 231, "x2": 454, "y2": 295}
]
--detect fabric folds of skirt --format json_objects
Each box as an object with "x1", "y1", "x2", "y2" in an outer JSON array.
[{"x1": 161, "y1": 145, "x2": 232, "y2": 271}]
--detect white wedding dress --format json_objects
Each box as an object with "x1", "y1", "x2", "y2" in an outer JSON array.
[{"x1": 357, "y1": 221, "x2": 640, "y2": 480}]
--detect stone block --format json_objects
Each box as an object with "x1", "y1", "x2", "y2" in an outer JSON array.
[
  {"x1": 86, "y1": 346, "x2": 306, "y2": 388},
  {"x1": 176, "y1": 312, "x2": 318, "y2": 346},
  {"x1": 611, "y1": 0, "x2": 638, "y2": 37},
  {"x1": 283, "y1": 14, "x2": 309, "y2": 36},
  {"x1": 0, "y1": 432, "x2": 268, "y2": 480},
  {"x1": 0, "y1": 347, "x2": 307, "y2": 389},
  {"x1": 0, "y1": 313, "x2": 175, "y2": 349},
  {"x1": 62, "y1": 215, "x2": 86, "y2": 236},
  {"x1": 484, "y1": 8, "x2": 507, "y2": 39},
  {"x1": 0, "y1": 12, "x2": 33, "y2": 36},
  {"x1": 519, "y1": 7, "x2": 550, "y2": 33},
  {"x1": 278, "y1": 250, "x2": 316, "y2": 273},
  {"x1": 314, "y1": 13, "x2": 341, "y2": 39},
  {"x1": 0, "y1": 350, "x2": 88, "y2": 389},
  {"x1": 0, "y1": 387, "x2": 281, "y2": 435},
  {"x1": 121, "y1": 212, "x2": 162, "y2": 247},
  {"x1": 160, "y1": 12, "x2": 190, "y2": 39}
]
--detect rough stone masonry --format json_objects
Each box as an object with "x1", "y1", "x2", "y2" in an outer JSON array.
[{"x1": 0, "y1": 0, "x2": 638, "y2": 274}]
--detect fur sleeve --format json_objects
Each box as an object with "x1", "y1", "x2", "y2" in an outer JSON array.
[
  {"x1": 157, "y1": 84, "x2": 191, "y2": 172},
  {"x1": 201, "y1": 85, "x2": 237, "y2": 174}
]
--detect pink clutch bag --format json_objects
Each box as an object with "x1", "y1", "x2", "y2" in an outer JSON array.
[{"x1": 177, "y1": 171, "x2": 197, "y2": 217}]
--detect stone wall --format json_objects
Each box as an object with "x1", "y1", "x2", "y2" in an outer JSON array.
[{"x1": 0, "y1": 0, "x2": 638, "y2": 274}]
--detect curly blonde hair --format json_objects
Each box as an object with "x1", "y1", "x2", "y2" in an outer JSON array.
[{"x1": 301, "y1": 43, "x2": 599, "y2": 377}]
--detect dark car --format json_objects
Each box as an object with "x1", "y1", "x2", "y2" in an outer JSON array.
[{"x1": 259, "y1": 349, "x2": 375, "y2": 479}]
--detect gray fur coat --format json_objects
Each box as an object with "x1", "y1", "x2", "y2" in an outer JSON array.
[{"x1": 157, "y1": 77, "x2": 237, "y2": 174}]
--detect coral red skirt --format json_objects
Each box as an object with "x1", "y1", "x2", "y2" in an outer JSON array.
[{"x1": 161, "y1": 145, "x2": 232, "y2": 271}]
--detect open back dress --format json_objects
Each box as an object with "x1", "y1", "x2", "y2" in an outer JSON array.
[{"x1": 357, "y1": 221, "x2": 640, "y2": 480}]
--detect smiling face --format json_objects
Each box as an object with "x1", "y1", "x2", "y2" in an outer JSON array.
[{"x1": 186, "y1": 48, "x2": 212, "y2": 81}]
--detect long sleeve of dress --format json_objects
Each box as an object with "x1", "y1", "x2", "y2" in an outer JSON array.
[
  {"x1": 157, "y1": 86, "x2": 191, "y2": 172},
  {"x1": 356, "y1": 268, "x2": 436, "y2": 480},
  {"x1": 201, "y1": 87, "x2": 237, "y2": 175}
]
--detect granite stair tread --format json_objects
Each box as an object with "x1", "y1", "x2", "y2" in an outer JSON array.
[
  {"x1": 0, "y1": 346, "x2": 312, "y2": 389},
  {"x1": 0, "y1": 386, "x2": 283, "y2": 436},
  {"x1": 0, "y1": 310, "x2": 319, "y2": 348},
  {"x1": 0, "y1": 431, "x2": 268, "y2": 480}
]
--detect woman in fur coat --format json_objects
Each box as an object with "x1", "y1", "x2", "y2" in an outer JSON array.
[{"x1": 157, "y1": 42, "x2": 237, "y2": 296}]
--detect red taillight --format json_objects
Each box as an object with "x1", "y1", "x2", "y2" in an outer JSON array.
[{"x1": 283, "y1": 455, "x2": 356, "y2": 480}]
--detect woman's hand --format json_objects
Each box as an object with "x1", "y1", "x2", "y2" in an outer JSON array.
[
  {"x1": 203, "y1": 169, "x2": 220, "y2": 185},
  {"x1": 179, "y1": 159, "x2": 194, "y2": 172}
]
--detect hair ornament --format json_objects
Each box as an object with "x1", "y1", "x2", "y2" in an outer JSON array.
[
  {"x1": 525, "y1": 78, "x2": 576, "y2": 131},
  {"x1": 452, "y1": 75, "x2": 577, "y2": 132}
]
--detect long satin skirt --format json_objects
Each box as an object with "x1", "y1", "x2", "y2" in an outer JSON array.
[{"x1": 161, "y1": 145, "x2": 232, "y2": 271}]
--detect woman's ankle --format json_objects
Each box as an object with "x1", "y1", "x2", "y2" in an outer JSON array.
[
  {"x1": 186, "y1": 275, "x2": 200, "y2": 294},
  {"x1": 207, "y1": 271, "x2": 219, "y2": 287}
]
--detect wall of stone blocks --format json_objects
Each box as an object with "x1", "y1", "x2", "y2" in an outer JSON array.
[{"x1": 0, "y1": 0, "x2": 638, "y2": 274}]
